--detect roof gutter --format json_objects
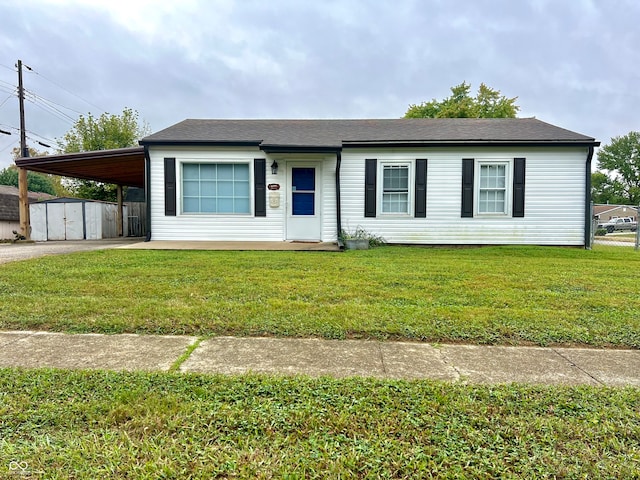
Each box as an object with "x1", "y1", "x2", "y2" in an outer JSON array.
[
  {"x1": 144, "y1": 146, "x2": 152, "y2": 242},
  {"x1": 139, "y1": 140, "x2": 262, "y2": 148},
  {"x1": 336, "y1": 151, "x2": 343, "y2": 249},
  {"x1": 584, "y1": 146, "x2": 594, "y2": 249},
  {"x1": 260, "y1": 145, "x2": 342, "y2": 154},
  {"x1": 342, "y1": 140, "x2": 601, "y2": 148}
]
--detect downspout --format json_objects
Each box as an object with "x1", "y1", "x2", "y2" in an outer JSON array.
[
  {"x1": 584, "y1": 146, "x2": 594, "y2": 249},
  {"x1": 336, "y1": 150, "x2": 343, "y2": 248},
  {"x1": 144, "y1": 146, "x2": 152, "y2": 242}
]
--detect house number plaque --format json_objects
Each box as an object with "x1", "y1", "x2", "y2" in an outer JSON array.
[{"x1": 268, "y1": 184, "x2": 280, "y2": 190}]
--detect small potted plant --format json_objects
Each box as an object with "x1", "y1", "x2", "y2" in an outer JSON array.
[{"x1": 339, "y1": 226, "x2": 385, "y2": 250}]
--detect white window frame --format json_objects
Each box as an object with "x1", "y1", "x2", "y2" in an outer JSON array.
[
  {"x1": 179, "y1": 160, "x2": 253, "y2": 215},
  {"x1": 475, "y1": 160, "x2": 511, "y2": 216},
  {"x1": 379, "y1": 161, "x2": 413, "y2": 216}
]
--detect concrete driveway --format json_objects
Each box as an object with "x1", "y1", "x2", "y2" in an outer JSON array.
[{"x1": 0, "y1": 238, "x2": 143, "y2": 264}]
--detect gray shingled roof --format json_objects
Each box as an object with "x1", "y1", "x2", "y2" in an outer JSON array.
[
  {"x1": 140, "y1": 118, "x2": 598, "y2": 148},
  {"x1": 0, "y1": 185, "x2": 56, "y2": 221}
]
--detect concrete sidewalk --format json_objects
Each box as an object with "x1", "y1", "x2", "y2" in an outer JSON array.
[{"x1": 1, "y1": 331, "x2": 639, "y2": 386}]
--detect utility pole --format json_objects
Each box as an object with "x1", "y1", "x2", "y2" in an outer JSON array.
[
  {"x1": 17, "y1": 60, "x2": 28, "y2": 158},
  {"x1": 17, "y1": 59, "x2": 31, "y2": 240}
]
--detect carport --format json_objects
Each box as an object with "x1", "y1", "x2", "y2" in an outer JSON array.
[{"x1": 14, "y1": 146, "x2": 147, "y2": 240}]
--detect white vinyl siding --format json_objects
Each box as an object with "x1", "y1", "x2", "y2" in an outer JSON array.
[
  {"x1": 150, "y1": 144, "x2": 588, "y2": 245},
  {"x1": 182, "y1": 163, "x2": 250, "y2": 214},
  {"x1": 340, "y1": 147, "x2": 588, "y2": 246},
  {"x1": 478, "y1": 162, "x2": 508, "y2": 215},
  {"x1": 381, "y1": 164, "x2": 410, "y2": 214},
  {"x1": 148, "y1": 146, "x2": 337, "y2": 242}
]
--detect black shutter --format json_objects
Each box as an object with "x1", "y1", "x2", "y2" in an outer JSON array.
[
  {"x1": 415, "y1": 159, "x2": 427, "y2": 218},
  {"x1": 512, "y1": 157, "x2": 526, "y2": 217},
  {"x1": 461, "y1": 158, "x2": 474, "y2": 217},
  {"x1": 254, "y1": 158, "x2": 266, "y2": 217},
  {"x1": 364, "y1": 158, "x2": 377, "y2": 217},
  {"x1": 164, "y1": 157, "x2": 176, "y2": 216}
]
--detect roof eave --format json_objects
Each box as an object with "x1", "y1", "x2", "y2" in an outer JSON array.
[
  {"x1": 260, "y1": 144, "x2": 342, "y2": 154},
  {"x1": 140, "y1": 139, "x2": 262, "y2": 148},
  {"x1": 342, "y1": 140, "x2": 601, "y2": 148},
  {"x1": 15, "y1": 146, "x2": 145, "y2": 166}
]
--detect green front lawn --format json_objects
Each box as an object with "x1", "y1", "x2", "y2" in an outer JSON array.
[
  {"x1": 2, "y1": 369, "x2": 639, "y2": 478},
  {"x1": 1, "y1": 245, "x2": 639, "y2": 347}
]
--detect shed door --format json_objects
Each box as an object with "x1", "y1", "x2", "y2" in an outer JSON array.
[
  {"x1": 65, "y1": 203, "x2": 84, "y2": 240},
  {"x1": 286, "y1": 165, "x2": 321, "y2": 241},
  {"x1": 47, "y1": 204, "x2": 66, "y2": 240},
  {"x1": 46, "y1": 203, "x2": 84, "y2": 240}
]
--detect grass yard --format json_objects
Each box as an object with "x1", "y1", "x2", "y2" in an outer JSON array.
[
  {"x1": 1, "y1": 245, "x2": 639, "y2": 347},
  {"x1": 1, "y1": 369, "x2": 639, "y2": 478}
]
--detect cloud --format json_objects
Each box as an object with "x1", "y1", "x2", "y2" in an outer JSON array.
[{"x1": 1, "y1": 0, "x2": 639, "y2": 169}]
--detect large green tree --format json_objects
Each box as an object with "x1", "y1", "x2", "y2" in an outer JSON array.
[
  {"x1": 404, "y1": 82, "x2": 520, "y2": 119},
  {"x1": 57, "y1": 108, "x2": 149, "y2": 201},
  {"x1": 0, "y1": 164, "x2": 56, "y2": 195},
  {"x1": 591, "y1": 172, "x2": 626, "y2": 205},
  {"x1": 596, "y1": 131, "x2": 640, "y2": 205},
  {"x1": 7, "y1": 147, "x2": 72, "y2": 197}
]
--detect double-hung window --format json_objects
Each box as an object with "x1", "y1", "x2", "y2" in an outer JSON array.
[
  {"x1": 182, "y1": 163, "x2": 250, "y2": 214},
  {"x1": 381, "y1": 164, "x2": 410, "y2": 214},
  {"x1": 478, "y1": 162, "x2": 508, "y2": 214}
]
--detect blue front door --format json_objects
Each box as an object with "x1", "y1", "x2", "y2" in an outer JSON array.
[{"x1": 292, "y1": 167, "x2": 315, "y2": 216}]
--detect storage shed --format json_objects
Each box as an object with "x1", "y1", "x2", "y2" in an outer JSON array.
[
  {"x1": 30, "y1": 197, "x2": 128, "y2": 241},
  {"x1": 0, "y1": 185, "x2": 55, "y2": 240}
]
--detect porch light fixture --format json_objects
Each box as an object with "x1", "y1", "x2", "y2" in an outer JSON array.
[{"x1": 271, "y1": 160, "x2": 279, "y2": 175}]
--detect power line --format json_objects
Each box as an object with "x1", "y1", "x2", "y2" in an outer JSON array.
[
  {"x1": 0, "y1": 122, "x2": 57, "y2": 147},
  {"x1": 23, "y1": 91, "x2": 76, "y2": 125},
  {"x1": 25, "y1": 88, "x2": 84, "y2": 116},
  {"x1": 26, "y1": 129, "x2": 56, "y2": 145},
  {"x1": 0, "y1": 123, "x2": 19, "y2": 132},
  {"x1": 25, "y1": 133, "x2": 52, "y2": 148},
  {"x1": 0, "y1": 78, "x2": 16, "y2": 89},
  {"x1": 0, "y1": 138, "x2": 18, "y2": 154},
  {"x1": 0, "y1": 94, "x2": 14, "y2": 109},
  {"x1": 0, "y1": 84, "x2": 15, "y2": 96},
  {"x1": 0, "y1": 64, "x2": 15, "y2": 72},
  {"x1": 27, "y1": 66, "x2": 106, "y2": 114}
]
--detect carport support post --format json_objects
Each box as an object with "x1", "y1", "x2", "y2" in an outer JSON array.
[
  {"x1": 116, "y1": 184, "x2": 123, "y2": 237},
  {"x1": 18, "y1": 167, "x2": 30, "y2": 240}
]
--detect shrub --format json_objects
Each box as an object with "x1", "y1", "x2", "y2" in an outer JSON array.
[{"x1": 339, "y1": 226, "x2": 386, "y2": 247}]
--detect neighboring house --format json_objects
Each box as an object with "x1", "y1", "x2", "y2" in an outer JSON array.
[
  {"x1": 139, "y1": 118, "x2": 599, "y2": 246},
  {"x1": 0, "y1": 185, "x2": 55, "y2": 240},
  {"x1": 593, "y1": 204, "x2": 638, "y2": 223}
]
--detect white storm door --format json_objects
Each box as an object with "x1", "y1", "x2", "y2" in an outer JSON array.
[{"x1": 286, "y1": 165, "x2": 321, "y2": 241}]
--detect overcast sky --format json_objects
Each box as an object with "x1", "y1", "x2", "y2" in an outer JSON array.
[{"x1": 0, "y1": 0, "x2": 638, "y2": 170}]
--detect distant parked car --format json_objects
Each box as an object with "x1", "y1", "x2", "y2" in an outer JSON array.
[{"x1": 597, "y1": 217, "x2": 637, "y2": 234}]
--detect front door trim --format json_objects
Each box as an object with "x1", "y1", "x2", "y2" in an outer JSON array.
[{"x1": 286, "y1": 162, "x2": 322, "y2": 241}]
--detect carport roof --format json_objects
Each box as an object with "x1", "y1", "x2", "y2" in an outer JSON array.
[{"x1": 15, "y1": 146, "x2": 145, "y2": 188}]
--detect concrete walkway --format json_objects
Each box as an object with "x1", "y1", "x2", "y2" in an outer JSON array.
[
  {"x1": 122, "y1": 240, "x2": 341, "y2": 251},
  {"x1": 1, "y1": 331, "x2": 639, "y2": 386}
]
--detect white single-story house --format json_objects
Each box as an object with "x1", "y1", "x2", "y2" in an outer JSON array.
[
  {"x1": 137, "y1": 118, "x2": 599, "y2": 246},
  {"x1": 15, "y1": 118, "x2": 599, "y2": 247}
]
